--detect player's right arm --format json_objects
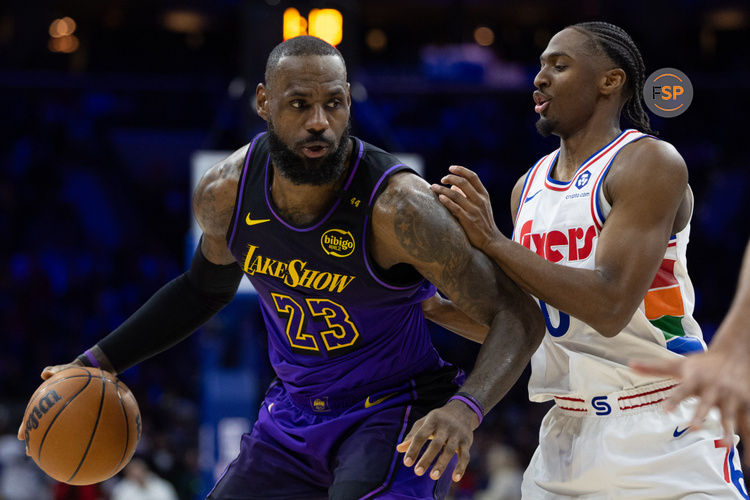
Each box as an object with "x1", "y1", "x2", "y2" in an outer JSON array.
[
  {"x1": 433, "y1": 140, "x2": 689, "y2": 337},
  {"x1": 36, "y1": 145, "x2": 248, "y2": 378}
]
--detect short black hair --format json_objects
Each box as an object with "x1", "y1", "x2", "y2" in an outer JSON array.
[
  {"x1": 264, "y1": 36, "x2": 347, "y2": 85},
  {"x1": 571, "y1": 22, "x2": 656, "y2": 135}
]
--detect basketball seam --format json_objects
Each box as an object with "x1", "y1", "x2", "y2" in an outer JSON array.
[
  {"x1": 113, "y1": 380, "x2": 131, "y2": 472},
  {"x1": 27, "y1": 373, "x2": 97, "y2": 404},
  {"x1": 37, "y1": 371, "x2": 93, "y2": 463},
  {"x1": 66, "y1": 372, "x2": 107, "y2": 483}
]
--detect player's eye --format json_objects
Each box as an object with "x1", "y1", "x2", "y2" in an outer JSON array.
[
  {"x1": 290, "y1": 100, "x2": 306, "y2": 109},
  {"x1": 554, "y1": 65, "x2": 567, "y2": 72},
  {"x1": 327, "y1": 99, "x2": 341, "y2": 109}
]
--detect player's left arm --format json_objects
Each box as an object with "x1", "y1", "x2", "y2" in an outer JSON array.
[
  {"x1": 370, "y1": 172, "x2": 544, "y2": 482},
  {"x1": 433, "y1": 139, "x2": 689, "y2": 337}
]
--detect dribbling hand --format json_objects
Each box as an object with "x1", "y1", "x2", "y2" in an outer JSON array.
[{"x1": 17, "y1": 360, "x2": 86, "y2": 443}]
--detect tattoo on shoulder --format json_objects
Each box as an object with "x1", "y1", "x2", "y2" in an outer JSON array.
[
  {"x1": 387, "y1": 186, "x2": 498, "y2": 323},
  {"x1": 392, "y1": 195, "x2": 467, "y2": 296}
]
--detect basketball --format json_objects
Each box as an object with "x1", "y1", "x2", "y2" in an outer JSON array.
[{"x1": 21, "y1": 366, "x2": 141, "y2": 485}]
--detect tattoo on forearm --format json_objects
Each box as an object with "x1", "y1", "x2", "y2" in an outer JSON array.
[{"x1": 392, "y1": 196, "x2": 492, "y2": 322}]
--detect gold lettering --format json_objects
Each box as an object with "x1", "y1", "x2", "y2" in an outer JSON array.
[
  {"x1": 313, "y1": 272, "x2": 332, "y2": 290},
  {"x1": 329, "y1": 274, "x2": 356, "y2": 293},
  {"x1": 242, "y1": 246, "x2": 355, "y2": 293},
  {"x1": 285, "y1": 259, "x2": 305, "y2": 287},
  {"x1": 299, "y1": 269, "x2": 319, "y2": 288},
  {"x1": 248, "y1": 255, "x2": 266, "y2": 275},
  {"x1": 243, "y1": 245, "x2": 258, "y2": 274},
  {"x1": 259, "y1": 256, "x2": 275, "y2": 275},
  {"x1": 273, "y1": 261, "x2": 289, "y2": 278}
]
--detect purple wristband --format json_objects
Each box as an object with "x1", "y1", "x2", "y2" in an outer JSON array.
[
  {"x1": 449, "y1": 393, "x2": 484, "y2": 425},
  {"x1": 84, "y1": 349, "x2": 99, "y2": 368}
]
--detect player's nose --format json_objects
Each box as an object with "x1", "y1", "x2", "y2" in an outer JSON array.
[
  {"x1": 305, "y1": 104, "x2": 329, "y2": 134},
  {"x1": 533, "y1": 68, "x2": 549, "y2": 90}
]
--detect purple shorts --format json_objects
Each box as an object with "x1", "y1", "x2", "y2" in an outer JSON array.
[{"x1": 207, "y1": 365, "x2": 464, "y2": 500}]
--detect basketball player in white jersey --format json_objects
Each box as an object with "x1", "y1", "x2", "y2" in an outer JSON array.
[{"x1": 427, "y1": 21, "x2": 748, "y2": 499}]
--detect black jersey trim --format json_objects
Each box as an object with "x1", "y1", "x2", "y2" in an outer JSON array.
[{"x1": 226, "y1": 132, "x2": 265, "y2": 247}]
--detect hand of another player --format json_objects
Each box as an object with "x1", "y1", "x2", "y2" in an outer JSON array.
[
  {"x1": 631, "y1": 347, "x2": 750, "y2": 447},
  {"x1": 396, "y1": 399, "x2": 479, "y2": 482},
  {"x1": 17, "y1": 360, "x2": 85, "y2": 442},
  {"x1": 430, "y1": 165, "x2": 503, "y2": 253}
]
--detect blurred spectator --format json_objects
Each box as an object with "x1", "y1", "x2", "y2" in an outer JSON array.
[
  {"x1": 475, "y1": 442, "x2": 523, "y2": 500},
  {"x1": 110, "y1": 458, "x2": 177, "y2": 500},
  {"x1": 52, "y1": 483, "x2": 103, "y2": 500},
  {"x1": 0, "y1": 434, "x2": 52, "y2": 500}
]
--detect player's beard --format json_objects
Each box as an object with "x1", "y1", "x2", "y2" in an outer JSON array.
[
  {"x1": 267, "y1": 119, "x2": 351, "y2": 186},
  {"x1": 535, "y1": 115, "x2": 557, "y2": 137}
]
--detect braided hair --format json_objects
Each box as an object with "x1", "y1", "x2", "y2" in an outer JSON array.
[{"x1": 571, "y1": 22, "x2": 656, "y2": 135}]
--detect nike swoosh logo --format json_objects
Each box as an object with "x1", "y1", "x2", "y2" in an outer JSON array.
[
  {"x1": 246, "y1": 212, "x2": 270, "y2": 226},
  {"x1": 524, "y1": 189, "x2": 542, "y2": 203},
  {"x1": 364, "y1": 392, "x2": 396, "y2": 409},
  {"x1": 673, "y1": 426, "x2": 690, "y2": 437}
]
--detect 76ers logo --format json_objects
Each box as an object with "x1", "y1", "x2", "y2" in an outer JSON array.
[
  {"x1": 517, "y1": 220, "x2": 596, "y2": 263},
  {"x1": 576, "y1": 171, "x2": 591, "y2": 190}
]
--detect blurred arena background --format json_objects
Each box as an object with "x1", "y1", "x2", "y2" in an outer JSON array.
[{"x1": 1, "y1": 0, "x2": 748, "y2": 498}]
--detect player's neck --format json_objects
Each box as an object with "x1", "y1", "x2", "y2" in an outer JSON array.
[
  {"x1": 270, "y1": 142, "x2": 354, "y2": 226},
  {"x1": 554, "y1": 120, "x2": 621, "y2": 182}
]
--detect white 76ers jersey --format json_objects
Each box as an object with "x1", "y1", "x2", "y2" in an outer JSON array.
[{"x1": 514, "y1": 129, "x2": 705, "y2": 401}]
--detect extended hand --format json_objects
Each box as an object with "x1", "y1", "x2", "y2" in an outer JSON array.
[
  {"x1": 430, "y1": 165, "x2": 502, "y2": 252},
  {"x1": 631, "y1": 348, "x2": 750, "y2": 447},
  {"x1": 396, "y1": 399, "x2": 478, "y2": 482}
]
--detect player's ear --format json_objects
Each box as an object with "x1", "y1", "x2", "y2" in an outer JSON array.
[
  {"x1": 256, "y1": 83, "x2": 270, "y2": 120},
  {"x1": 600, "y1": 68, "x2": 626, "y2": 97},
  {"x1": 346, "y1": 82, "x2": 352, "y2": 107}
]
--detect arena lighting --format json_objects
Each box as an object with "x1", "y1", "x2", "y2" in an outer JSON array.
[
  {"x1": 163, "y1": 9, "x2": 207, "y2": 34},
  {"x1": 283, "y1": 8, "x2": 308, "y2": 40},
  {"x1": 365, "y1": 28, "x2": 387, "y2": 52},
  {"x1": 474, "y1": 26, "x2": 495, "y2": 46},
  {"x1": 48, "y1": 17, "x2": 76, "y2": 38},
  {"x1": 308, "y1": 9, "x2": 342, "y2": 46},
  {"x1": 48, "y1": 34, "x2": 79, "y2": 53},
  {"x1": 283, "y1": 7, "x2": 343, "y2": 46}
]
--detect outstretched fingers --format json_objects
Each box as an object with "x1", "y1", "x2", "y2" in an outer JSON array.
[{"x1": 397, "y1": 416, "x2": 433, "y2": 468}]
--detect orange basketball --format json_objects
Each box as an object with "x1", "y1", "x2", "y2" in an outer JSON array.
[{"x1": 21, "y1": 366, "x2": 141, "y2": 485}]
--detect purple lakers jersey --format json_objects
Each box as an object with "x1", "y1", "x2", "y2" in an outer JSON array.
[{"x1": 226, "y1": 133, "x2": 443, "y2": 406}]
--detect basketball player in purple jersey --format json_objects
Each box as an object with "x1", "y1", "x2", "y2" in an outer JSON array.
[
  {"x1": 22, "y1": 36, "x2": 543, "y2": 499},
  {"x1": 429, "y1": 22, "x2": 748, "y2": 498}
]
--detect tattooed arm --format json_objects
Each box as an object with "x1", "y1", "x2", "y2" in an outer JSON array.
[
  {"x1": 421, "y1": 292, "x2": 489, "y2": 343},
  {"x1": 370, "y1": 172, "x2": 544, "y2": 482}
]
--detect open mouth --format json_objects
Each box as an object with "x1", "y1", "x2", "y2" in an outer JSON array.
[
  {"x1": 533, "y1": 91, "x2": 550, "y2": 114},
  {"x1": 300, "y1": 141, "x2": 331, "y2": 159}
]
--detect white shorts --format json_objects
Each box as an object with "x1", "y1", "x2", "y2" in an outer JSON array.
[{"x1": 522, "y1": 381, "x2": 748, "y2": 499}]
